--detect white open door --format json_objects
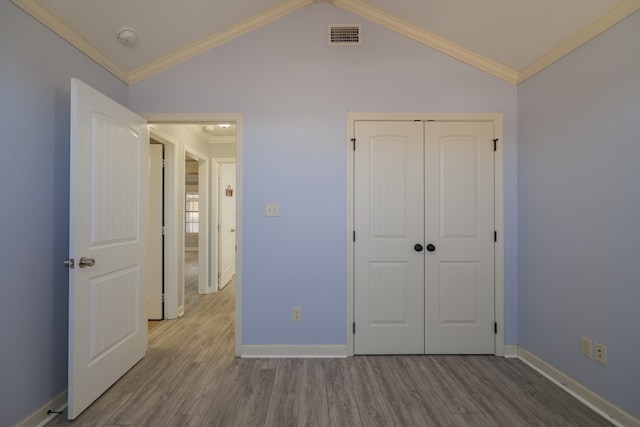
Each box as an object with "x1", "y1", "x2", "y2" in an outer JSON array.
[
  {"x1": 148, "y1": 143, "x2": 163, "y2": 319},
  {"x1": 68, "y1": 79, "x2": 149, "y2": 419},
  {"x1": 219, "y1": 163, "x2": 236, "y2": 288}
]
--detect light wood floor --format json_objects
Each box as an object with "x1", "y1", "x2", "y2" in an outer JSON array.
[{"x1": 49, "y1": 253, "x2": 611, "y2": 426}]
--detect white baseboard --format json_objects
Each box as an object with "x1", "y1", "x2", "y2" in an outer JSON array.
[
  {"x1": 241, "y1": 344, "x2": 347, "y2": 358},
  {"x1": 503, "y1": 344, "x2": 518, "y2": 358},
  {"x1": 517, "y1": 346, "x2": 639, "y2": 427},
  {"x1": 16, "y1": 390, "x2": 67, "y2": 427}
]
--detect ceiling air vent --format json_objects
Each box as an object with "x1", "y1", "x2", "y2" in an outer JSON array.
[{"x1": 329, "y1": 25, "x2": 361, "y2": 45}]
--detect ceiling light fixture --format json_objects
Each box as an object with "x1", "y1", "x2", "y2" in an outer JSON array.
[
  {"x1": 218, "y1": 124, "x2": 231, "y2": 128},
  {"x1": 203, "y1": 125, "x2": 216, "y2": 133},
  {"x1": 117, "y1": 27, "x2": 137, "y2": 45}
]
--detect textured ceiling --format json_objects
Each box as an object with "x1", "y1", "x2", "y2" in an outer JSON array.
[
  {"x1": 12, "y1": 0, "x2": 639, "y2": 84},
  {"x1": 364, "y1": 0, "x2": 622, "y2": 70},
  {"x1": 36, "y1": 0, "x2": 286, "y2": 71}
]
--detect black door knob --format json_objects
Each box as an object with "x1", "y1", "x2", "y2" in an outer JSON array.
[
  {"x1": 426, "y1": 244, "x2": 436, "y2": 252},
  {"x1": 414, "y1": 244, "x2": 424, "y2": 252}
]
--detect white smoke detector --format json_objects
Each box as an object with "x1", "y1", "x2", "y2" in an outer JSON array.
[{"x1": 117, "y1": 27, "x2": 137, "y2": 45}]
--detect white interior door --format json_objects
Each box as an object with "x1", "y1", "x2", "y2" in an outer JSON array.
[
  {"x1": 219, "y1": 163, "x2": 236, "y2": 288},
  {"x1": 354, "y1": 120, "x2": 494, "y2": 355},
  {"x1": 424, "y1": 122, "x2": 495, "y2": 354},
  {"x1": 354, "y1": 121, "x2": 425, "y2": 354},
  {"x1": 68, "y1": 79, "x2": 149, "y2": 419},
  {"x1": 148, "y1": 144, "x2": 163, "y2": 320}
]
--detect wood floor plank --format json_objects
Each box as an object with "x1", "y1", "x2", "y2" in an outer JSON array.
[
  {"x1": 46, "y1": 253, "x2": 614, "y2": 427},
  {"x1": 201, "y1": 359, "x2": 253, "y2": 426},
  {"x1": 297, "y1": 387, "x2": 330, "y2": 427},
  {"x1": 301, "y1": 358, "x2": 326, "y2": 389},
  {"x1": 345, "y1": 356, "x2": 393, "y2": 426},
  {"x1": 167, "y1": 414, "x2": 205, "y2": 426},
  {"x1": 368, "y1": 356, "x2": 437, "y2": 426},
  {"x1": 230, "y1": 364, "x2": 277, "y2": 427},
  {"x1": 322, "y1": 359, "x2": 363, "y2": 427},
  {"x1": 264, "y1": 390, "x2": 298, "y2": 427}
]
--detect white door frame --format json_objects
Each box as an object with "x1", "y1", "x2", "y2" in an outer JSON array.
[
  {"x1": 144, "y1": 114, "x2": 243, "y2": 357},
  {"x1": 347, "y1": 112, "x2": 505, "y2": 357},
  {"x1": 212, "y1": 158, "x2": 237, "y2": 291}
]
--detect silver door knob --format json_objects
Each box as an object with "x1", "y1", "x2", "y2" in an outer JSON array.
[{"x1": 79, "y1": 257, "x2": 96, "y2": 268}]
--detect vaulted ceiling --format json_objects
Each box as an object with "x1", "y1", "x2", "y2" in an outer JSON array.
[{"x1": 11, "y1": 0, "x2": 640, "y2": 85}]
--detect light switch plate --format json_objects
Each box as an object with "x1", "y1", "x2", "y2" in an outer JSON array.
[{"x1": 266, "y1": 202, "x2": 280, "y2": 217}]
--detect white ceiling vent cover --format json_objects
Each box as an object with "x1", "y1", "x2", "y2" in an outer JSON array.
[{"x1": 329, "y1": 25, "x2": 361, "y2": 45}]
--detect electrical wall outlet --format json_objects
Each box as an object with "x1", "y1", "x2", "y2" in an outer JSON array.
[
  {"x1": 594, "y1": 342, "x2": 607, "y2": 366},
  {"x1": 266, "y1": 202, "x2": 280, "y2": 217},
  {"x1": 292, "y1": 307, "x2": 301, "y2": 322},
  {"x1": 580, "y1": 336, "x2": 593, "y2": 359}
]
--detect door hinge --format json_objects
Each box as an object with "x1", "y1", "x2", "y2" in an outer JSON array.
[
  {"x1": 494, "y1": 231, "x2": 497, "y2": 242},
  {"x1": 353, "y1": 230, "x2": 356, "y2": 242},
  {"x1": 353, "y1": 322, "x2": 356, "y2": 334},
  {"x1": 161, "y1": 293, "x2": 165, "y2": 302},
  {"x1": 161, "y1": 159, "x2": 166, "y2": 168},
  {"x1": 493, "y1": 138, "x2": 498, "y2": 151},
  {"x1": 161, "y1": 226, "x2": 166, "y2": 236},
  {"x1": 64, "y1": 258, "x2": 75, "y2": 269},
  {"x1": 494, "y1": 322, "x2": 498, "y2": 334},
  {"x1": 351, "y1": 138, "x2": 356, "y2": 150}
]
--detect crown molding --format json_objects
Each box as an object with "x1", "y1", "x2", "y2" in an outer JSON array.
[
  {"x1": 13, "y1": 0, "x2": 638, "y2": 87},
  {"x1": 10, "y1": 0, "x2": 130, "y2": 84},
  {"x1": 517, "y1": 0, "x2": 640, "y2": 83},
  {"x1": 333, "y1": 0, "x2": 519, "y2": 84},
  {"x1": 128, "y1": 0, "x2": 314, "y2": 84}
]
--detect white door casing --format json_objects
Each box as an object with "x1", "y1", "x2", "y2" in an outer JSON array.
[
  {"x1": 148, "y1": 144, "x2": 163, "y2": 320},
  {"x1": 68, "y1": 79, "x2": 149, "y2": 419},
  {"x1": 353, "y1": 119, "x2": 495, "y2": 355},
  {"x1": 219, "y1": 163, "x2": 236, "y2": 289}
]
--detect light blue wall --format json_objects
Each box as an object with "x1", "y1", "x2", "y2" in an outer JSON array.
[
  {"x1": 518, "y1": 11, "x2": 640, "y2": 419},
  {"x1": 130, "y1": 4, "x2": 519, "y2": 346},
  {"x1": 0, "y1": 2, "x2": 129, "y2": 425}
]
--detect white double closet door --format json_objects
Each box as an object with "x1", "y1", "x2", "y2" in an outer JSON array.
[{"x1": 354, "y1": 120, "x2": 495, "y2": 355}]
